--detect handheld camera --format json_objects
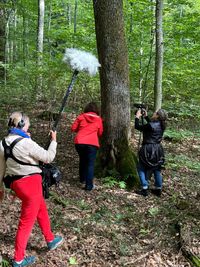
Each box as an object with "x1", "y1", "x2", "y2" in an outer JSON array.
[{"x1": 133, "y1": 103, "x2": 147, "y2": 116}]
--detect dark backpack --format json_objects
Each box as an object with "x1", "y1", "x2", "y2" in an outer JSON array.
[
  {"x1": 40, "y1": 163, "x2": 62, "y2": 199},
  {"x1": 2, "y1": 137, "x2": 62, "y2": 198}
]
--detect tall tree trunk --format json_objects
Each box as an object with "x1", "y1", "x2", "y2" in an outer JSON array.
[
  {"x1": 62, "y1": 1, "x2": 71, "y2": 26},
  {"x1": 154, "y1": 0, "x2": 164, "y2": 110},
  {"x1": 22, "y1": 13, "x2": 26, "y2": 67},
  {"x1": 74, "y1": 0, "x2": 78, "y2": 33},
  {"x1": 4, "y1": 11, "x2": 11, "y2": 85},
  {"x1": 73, "y1": 0, "x2": 78, "y2": 46},
  {"x1": 47, "y1": 0, "x2": 52, "y2": 57},
  {"x1": 93, "y1": 0, "x2": 138, "y2": 186},
  {"x1": 139, "y1": 34, "x2": 143, "y2": 102},
  {"x1": 67, "y1": 3, "x2": 72, "y2": 26},
  {"x1": 37, "y1": 0, "x2": 45, "y2": 91},
  {"x1": 12, "y1": 8, "x2": 17, "y2": 63},
  {"x1": 142, "y1": 0, "x2": 155, "y2": 102},
  {"x1": 129, "y1": 2, "x2": 133, "y2": 35},
  {"x1": 0, "y1": 8, "x2": 5, "y2": 80}
]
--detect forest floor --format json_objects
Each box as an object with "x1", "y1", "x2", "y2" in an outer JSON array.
[{"x1": 0, "y1": 111, "x2": 199, "y2": 267}]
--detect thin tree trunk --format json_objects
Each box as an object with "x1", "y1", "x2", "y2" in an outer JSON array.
[
  {"x1": 0, "y1": 7, "x2": 5, "y2": 80},
  {"x1": 67, "y1": 3, "x2": 72, "y2": 26},
  {"x1": 37, "y1": 0, "x2": 45, "y2": 91},
  {"x1": 142, "y1": 0, "x2": 155, "y2": 102},
  {"x1": 22, "y1": 13, "x2": 26, "y2": 67},
  {"x1": 47, "y1": 0, "x2": 52, "y2": 57},
  {"x1": 154, "y1": 0, "x2": 164, "y2": 110},
  {"x1": 74, "y1": 0, "x2": 78, "y2": 34},
  {"x1": 13, "y1": 8, "x2": 17, "y2": 62},
  {"x1": 4, "y1": 12, "x2": 11, "y2": 85},
  {"x1": 93, "y1": 0, "x2": 139, "y2": 186},
  {"x1": 139, "y1": 34, "x2": 143, "y2": 102},
  {"x1": 62, "y1": 1, "x2": 71, "y2": 26},
  {"x1": 129, "y1": 2, "x2": 133, "y2": 34}
]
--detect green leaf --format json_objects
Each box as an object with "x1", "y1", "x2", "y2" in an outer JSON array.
[
  {"x1": 69, "y1": 257, "x2": 77, "y2": 265},
  {"x1": 148, "y1": 207, "x2": 159, "y2": 216},
  {"x1": 119, "y1": 181, "x2": 126, "y2": 189}
]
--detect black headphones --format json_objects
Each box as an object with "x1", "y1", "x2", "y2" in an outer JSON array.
[{"x1": 8, "y1": 112, "x2": 25, "y2": 129}]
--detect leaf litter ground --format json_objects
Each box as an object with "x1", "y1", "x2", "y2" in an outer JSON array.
[{"x1": 0, "y1": 112, "x2": 199, "y2": 267}]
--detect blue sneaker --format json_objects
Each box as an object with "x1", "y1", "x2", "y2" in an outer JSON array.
[
  {"x1": 47, "y1": 236, "x2": 63, "y2": 250},
  {"x1": 12, "y1": 256, "x2": 36, "y2": 267}
]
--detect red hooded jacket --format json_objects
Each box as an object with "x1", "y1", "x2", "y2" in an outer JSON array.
[{"x1": 71, "y1": 112, "x2": 103, "y2": 147}]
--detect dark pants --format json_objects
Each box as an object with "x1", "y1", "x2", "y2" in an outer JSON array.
[{"x1": 75, "y1": 144, "x2": 98, "y2": 190}]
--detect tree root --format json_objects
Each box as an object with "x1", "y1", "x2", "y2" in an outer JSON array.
[{"x1": 176, "y1": 222, "x2": 200, "y2": 267}]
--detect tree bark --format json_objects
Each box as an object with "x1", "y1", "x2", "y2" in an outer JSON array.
[
  {"x1": 37, "y1": 0, "x2": 45, "y2": 57},
  {"x1": 5, "y1": 12, "x2": 10, "y2": 84},
  {"x1": 93, "y1": 0, "x2": 139, "y2": 186},
  {"x1": 0, "y1": 8, "x2": 5, "y2": 79},
  {"x1": 154, "y1": 0, "x2": 164, "y2": 110},
  {"x1": 12, "y1": 8, "x2": 17, "y2": 63},
  {"x1": 47, "y1": 0, "x2": 52, "y2": 57},
  {"x1": 37, "y1": 0, "x2": 45, "y2": 91},
  {"x1": 22, "y1": 13, "x2": 27, "y2": 67},
  {"x1": 142, "y1": 0, "x2": 155, "y2": 102},
  {"x1": 74, "y1": 0, "x2": 78, "y2": 34}
]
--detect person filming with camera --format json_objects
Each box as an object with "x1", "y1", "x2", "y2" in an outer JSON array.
[
  {"x1": 135, "y1": 107, "x2": 168, "y2": 197},
  {"x1": 0, "y1": 111, "x2": 63, "y2": 267}
]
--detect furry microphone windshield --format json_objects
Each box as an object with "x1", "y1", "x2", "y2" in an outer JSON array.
[
  {"x1": 63, "y1": 48, "x2": 100, "y2": 76},
  {"x1": 53, "y1": 48, "x2": 100, "y2": 130}
]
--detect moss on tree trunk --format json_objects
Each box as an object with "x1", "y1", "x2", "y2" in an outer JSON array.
[{"x1": 95, "y1": 137, "x2": 139, "y2": 188}]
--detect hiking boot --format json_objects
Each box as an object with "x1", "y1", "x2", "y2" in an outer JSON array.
[
  {"x1": 151, "y1": 188, "x2": 162, "y2": 197},
  {"x1": 135, "y1": 189, "x2": 148, "y2": 197},
  {"x1": 47, "y1": 236, "x2": 63, "y2": 250},
  {"x1": 12, "y1": 256, "x2": 36, "y2": 267}
]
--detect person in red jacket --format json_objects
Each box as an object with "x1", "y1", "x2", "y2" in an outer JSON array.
[{"x1": 71, "y1": 102, "x2": 103, "y2": 191}]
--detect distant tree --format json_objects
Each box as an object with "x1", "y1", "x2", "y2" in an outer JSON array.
[
  {"x1": 37, "y1": 0, "x2": 45, "y2": 90},
  {"x1": 154, "y1": 0, "x2": 164, "y2": 110},
  {"x1": 93, "y1": 0, "x2": 138, "y2": 185},
  {"x1": 0, "y1": 6, "x2": 5, "y2": 79},
  {"x1": 74, "y1": 0, "x2": 78, "y2": 34}
]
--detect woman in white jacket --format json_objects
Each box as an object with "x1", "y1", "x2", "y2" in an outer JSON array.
[{"x1": 0, "y1": 112, "x2": 63, "y2": 267}]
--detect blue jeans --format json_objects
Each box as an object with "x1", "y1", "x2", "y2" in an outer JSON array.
[
  {"x1": 75, "y1": 144, "x2": 97, "y2": 190},
  {"x1": 137, "y1": 162, "x2": 162, "y2": 189}
]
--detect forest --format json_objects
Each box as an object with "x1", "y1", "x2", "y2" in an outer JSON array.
[{"x1": 0, "y1": 0, "x2": 199, "y2": 266}]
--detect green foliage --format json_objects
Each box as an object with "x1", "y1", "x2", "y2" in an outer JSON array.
[
  {"x1": 77, "y1": 199, "x2": 90, "y2": 210},
  {"x1": 188, "y1": 256, "x2": 200, "y2": 267},
  {"x1": 69, "y1": 257, "x2": 77, "y2": 265},
  {"x1": 118, "y1": 181, "x2": 127, "y2": 189},
  {"x1": 148, "y1": 207, "x2": 159, "y2": 217},
  {"x1": 103, "y1": 176, "x2": 127, "y2": 189},
  {"x1": 119, "y1": 242, "x2": 130, "y2": 256},
  {"x1": 166, "y1": 153, "x2": 200, "y2": 172},
  {"x1": 164, "y1": 128, "x2": 199, "y2": 142},
  {"x1": 0, "y1": 0, "x2": 200, "y2": 118},
  {"x1": 164, "y1": 129, "x2": 185, "y2": 142},
  {"x1": 1, "y1": 258, "x2": 10, "y2": 267},
  {"x1": 103, "y1": 176, "x2": 118, "y2": 188},
  {"x1": 166, "y1": 102, "x2": 200, "y2": 120},
  {"x1": 91, "y1": 206, "x2": 110, "y2": 221},
  {"x1": 139, "y1": 228, "x2": 150, "y2": 235}
]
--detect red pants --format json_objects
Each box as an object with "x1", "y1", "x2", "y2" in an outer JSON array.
[{"x1": 11, "y1": 174, "x2": 54, "y2": 261}]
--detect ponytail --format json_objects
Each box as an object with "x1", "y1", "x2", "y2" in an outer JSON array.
[{"x1": 156, "y1": 109, "x2": 168, "y2": 131}]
